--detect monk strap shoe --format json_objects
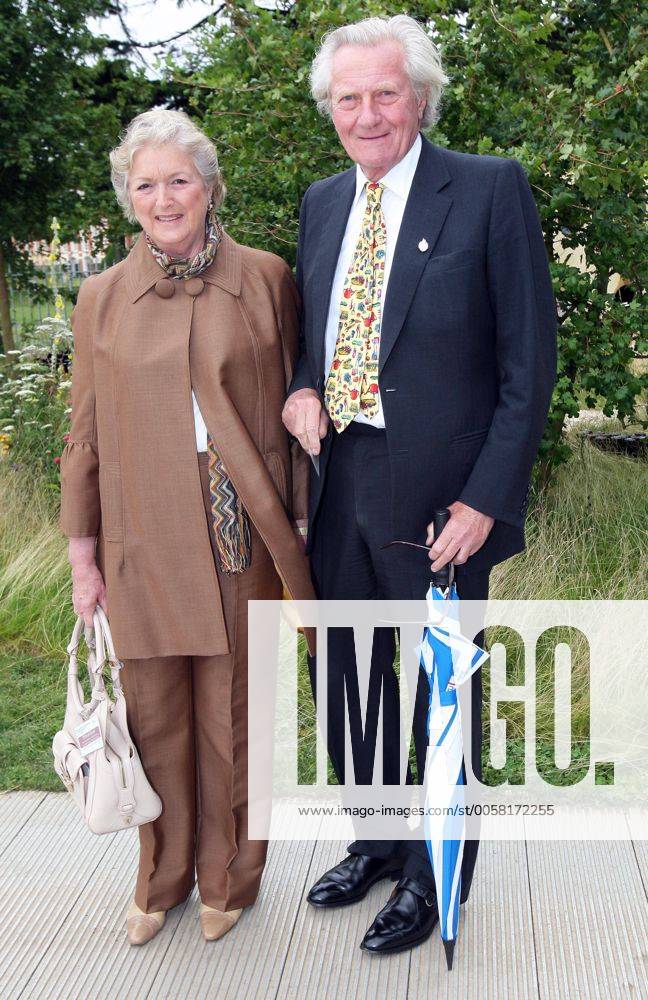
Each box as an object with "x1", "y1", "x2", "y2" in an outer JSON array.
[{"x1": 360, "y1": 876, "x2": 439, "y2": 955}]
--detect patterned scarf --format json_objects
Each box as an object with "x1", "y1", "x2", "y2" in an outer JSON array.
[
  {"x1": 146, "y1": 203, "x2": 251, "y2": 574},
  {"x1": 145, "y1": 201, "x2": 223, "y2": 277}
]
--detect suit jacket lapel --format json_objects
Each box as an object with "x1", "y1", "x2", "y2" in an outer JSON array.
[
  {"x1": 309, "y1": 168, "x2": 356, "y2": 378},
  {"x1": 379, "y1": 137, "x2": 453, "y2": 374}
]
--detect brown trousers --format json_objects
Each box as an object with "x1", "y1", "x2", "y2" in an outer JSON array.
[{"x1": 120, "y1": 451, "x2": 283, "y2": 913}]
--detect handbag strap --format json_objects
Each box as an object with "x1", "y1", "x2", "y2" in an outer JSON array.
[
  {"x1": 92, "y1": 606, "x2": 124, "y2": 693},
  {"x1": 66, "y1": 614, "x2": 87, "y2": 668},
  {"x1": 66, "y1": 608, "x2": 124, "y2": 718}
]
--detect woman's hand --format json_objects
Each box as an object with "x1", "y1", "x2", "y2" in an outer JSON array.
[
  {"x1": 69, "y1": 537, "x2": 108, "y2": 626},
  {"x1": 72, "y1": 563, "x2": 108, "y2": 626}
]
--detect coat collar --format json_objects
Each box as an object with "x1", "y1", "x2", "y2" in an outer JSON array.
[
  {"x1": 378, "y1": 134, "x2": 453, "y2": 372},
  {"x1": 125, "y1": 229, "x2": 242, "y2": 302}
]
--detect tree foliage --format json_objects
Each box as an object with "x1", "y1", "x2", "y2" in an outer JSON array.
[
  {"x1": 170, "y1": 0, "x2": 647, "y2": 471},
  {"x1": 0, "y1": 0, "x2": 168, "y2": 348}
]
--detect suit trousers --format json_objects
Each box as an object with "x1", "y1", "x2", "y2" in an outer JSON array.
[
  {"x1": 309, "y1": 422, "x2": 489, "y2": 903},
  {"x1": 120, "y1": 451, "x2": 283, "y2": 913}
]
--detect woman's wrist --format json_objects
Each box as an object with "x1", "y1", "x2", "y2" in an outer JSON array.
[{"x1": 68, "y1": 536, "x2": 98, "y2": 570}]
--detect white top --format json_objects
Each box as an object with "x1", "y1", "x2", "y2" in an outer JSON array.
[
  {"x1": 323, "y1": 133, "x2": 422, "y2": 428},
  {"x1": 192, "y1": 390, "x2": 208, "y2": 451}
]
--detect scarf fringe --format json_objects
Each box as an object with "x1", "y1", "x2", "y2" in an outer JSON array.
[{"x1": 207, "y1": 438, "x2": 252, "y2": 575}]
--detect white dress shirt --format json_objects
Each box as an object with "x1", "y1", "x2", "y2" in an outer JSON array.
[
  {"x1": 323, "y1": 133, "x2": 422, "y2": 428},
  {"x1": 192, "y1": 390, "x2": 208, "y2": 451}
]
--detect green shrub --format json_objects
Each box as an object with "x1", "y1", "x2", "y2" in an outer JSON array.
[{"x1": 0, "y1": 317, "x2": 73, "y2": 490}]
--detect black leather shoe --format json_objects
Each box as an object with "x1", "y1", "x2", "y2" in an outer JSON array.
[
  {"x1": 307, "y1": 854, "x2": 403, "y2": 908},
  {"x1": 360, "y1": 877, "x2": 438, "y2": 954}
]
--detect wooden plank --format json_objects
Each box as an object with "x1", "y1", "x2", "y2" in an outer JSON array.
[
  {"x1": 19, "y1": 820, "x2": 188, "y2": 1000},
  {"x1": 276, "y1": 839, "x2": 410, "y2": 1000},
  {"x1": 408, "y1": 836, "x2": 539, "y2": 1000},
  {"x1": 0, "y1": 791, "x2": 47, "y2": 857},
  {"x1": 148, "y1": 805, "x2": 319, "y2": 1000},
  {"x1": 3, "y1": 793, "x2": 648, "y2": 1000},
  {"x1": 526, "y1": 838, "x2": 648, "y2": 998},
  {"x1": 0, "y1": 793, "x2": 115, "y2": 997},
  {"x1": 630, "y1": 840, "x2": 648, "y2": 904},
  {"x1": 626, "y1": 810, "x2": 648, "y2": 904}
]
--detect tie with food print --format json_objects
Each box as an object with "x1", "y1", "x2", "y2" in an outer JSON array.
[{"x1": 325, "y1": 181, "x2": 386, "y2": 431}]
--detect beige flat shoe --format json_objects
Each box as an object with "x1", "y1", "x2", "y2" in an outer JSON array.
[
  {"x1": 126, "y1": 900, "x2": 166, "y2": 946},
  {"x1": 199, "y1": 903, "x2": 242, "y2": 941}
]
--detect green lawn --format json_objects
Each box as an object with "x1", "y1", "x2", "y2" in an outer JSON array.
[{"x1": 0, "y1": 651, "x2": 63, "y2": 790}]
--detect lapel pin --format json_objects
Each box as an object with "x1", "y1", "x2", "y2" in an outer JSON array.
[{"x1": 418, "y1": 238, "x2": 429, "y2": 252}]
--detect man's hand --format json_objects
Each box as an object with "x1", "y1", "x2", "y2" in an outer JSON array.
[
  {"x1": 426, "y1": 501, "x2": 495, "y2": 571},
  {"x1": 282, "y1": 388, "x2": 329, "y2": 456}
]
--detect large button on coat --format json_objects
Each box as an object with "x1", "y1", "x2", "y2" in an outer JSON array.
[{"x1": 59, "y1": 232, "x2": 314, "y2": 659}]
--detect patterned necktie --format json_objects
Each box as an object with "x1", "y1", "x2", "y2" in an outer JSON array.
[{"x1": 325, "y1": 181, "x2": 387, "y2": 432}]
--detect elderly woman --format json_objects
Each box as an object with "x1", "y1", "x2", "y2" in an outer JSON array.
[{"x1": 59, "y1": 109, "x2": 314, "y2": 946}]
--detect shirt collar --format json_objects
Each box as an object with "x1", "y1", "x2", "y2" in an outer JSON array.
[{"x1": 353, "y1": 132, "x2": 422, "y2": 206}]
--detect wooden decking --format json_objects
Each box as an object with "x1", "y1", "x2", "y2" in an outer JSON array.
[{"x1": 1, "y1": 792, "x2": 647, "y2": 999}]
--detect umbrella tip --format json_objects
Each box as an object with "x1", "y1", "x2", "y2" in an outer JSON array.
[{"x1": 443, "y1": 938, "x2": 455, "y2": 971}]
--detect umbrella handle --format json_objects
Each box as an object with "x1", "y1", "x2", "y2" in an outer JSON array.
[
  {"x1": 380, "y1": 510, "x2": 455, "y2": 593},
  {"x1": 430, "y1": 508, "x2": 454, "y2": 590}
]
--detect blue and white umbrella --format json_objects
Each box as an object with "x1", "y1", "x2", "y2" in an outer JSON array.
[{"x1": 415, "y1": 574, "x2": 489, "y2": 970}]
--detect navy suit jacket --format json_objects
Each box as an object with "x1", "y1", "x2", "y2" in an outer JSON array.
[{"x1": 290, "y1": 135, "x2": 558, "y2": 575}]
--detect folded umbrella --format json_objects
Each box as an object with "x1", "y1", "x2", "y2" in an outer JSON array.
[{"x1": 385, "y1": 509, "x2": 489, "y2": 969}]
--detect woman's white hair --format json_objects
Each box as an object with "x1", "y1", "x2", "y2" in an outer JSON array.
[
  {"x1": 311, "y1": 14, "x2": 449, "y2": 129},
  {"x1": 109, "y1": 109, "x2": 225, "y2": 223}
]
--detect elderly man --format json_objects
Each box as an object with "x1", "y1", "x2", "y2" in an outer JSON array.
[{"x1": 283, "y1": 15, "x2": 557, "y2": 955}]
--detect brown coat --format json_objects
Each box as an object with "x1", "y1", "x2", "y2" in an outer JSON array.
[{"x1": 59, "y1": 232, "x2": 315, "y2": 659}]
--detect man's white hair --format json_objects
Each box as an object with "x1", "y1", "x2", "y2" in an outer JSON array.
[
  {"x1": 109, "y1": 109, "x2": 226, "y2": 223},
  {"x1": 310, "y1": 14, "x2": 449, "y2": 130}
]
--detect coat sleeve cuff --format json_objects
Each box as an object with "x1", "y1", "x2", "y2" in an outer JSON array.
[
  {"x1": 457, "y1": 483, "x2": 526, "y2": 529},
  {"x1": 58, "y1": 440, "x2": 101, "y2": 537}
]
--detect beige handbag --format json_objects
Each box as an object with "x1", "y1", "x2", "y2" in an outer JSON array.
[{"x1": 52, "y1": 605, "x2": 162, "y2": 834}]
